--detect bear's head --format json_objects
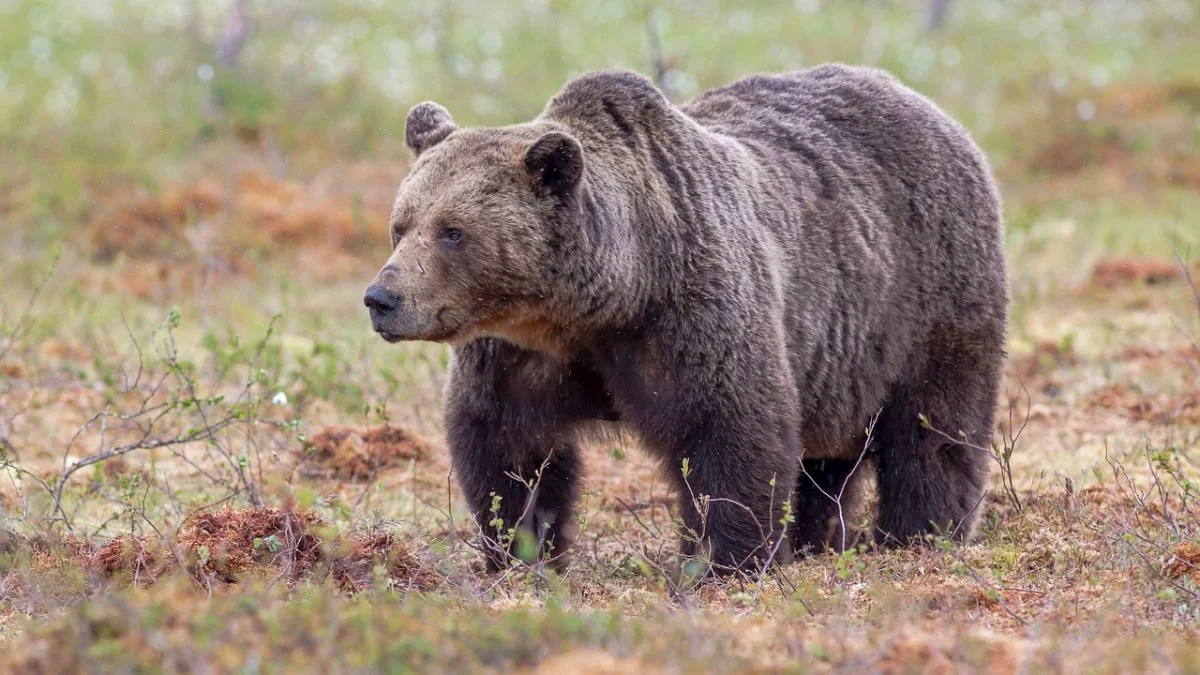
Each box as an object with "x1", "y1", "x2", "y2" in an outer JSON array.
[{"x1": 364, "y1": 101, "x2": 586, "y2": 351}]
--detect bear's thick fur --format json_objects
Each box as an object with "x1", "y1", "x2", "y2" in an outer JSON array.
[{"x1": 364, "y1": 64, "x2": 1008, "y2": 574}]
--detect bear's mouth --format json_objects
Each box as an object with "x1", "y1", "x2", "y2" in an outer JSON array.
[
  {"x1": 373, "y1": 308, "x2": 464, "y2": 344},
  {"x1": 377, "y1": 330, "x2": 406, "y2": 343},
  {"x1": 375, "y1": 326, "x2": 459, "y2": 343}
]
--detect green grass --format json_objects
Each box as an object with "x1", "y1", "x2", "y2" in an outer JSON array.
[{"x1": 2, "y1": 0, "x2": 1198, "y2": 239}]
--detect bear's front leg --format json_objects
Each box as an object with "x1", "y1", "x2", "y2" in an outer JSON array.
[
  {"x1": 444, "y1": 338, "x2": 611, "y2": 572},
  {"x1": 452, "y1": 432, "x2": 581, "y2": 573}
]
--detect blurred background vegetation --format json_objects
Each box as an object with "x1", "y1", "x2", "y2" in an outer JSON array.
[
  {"x1": 2, "y1": 0, "x2": 1197, "y2": 257},
  {"x1": 0, "y1": 0, "x2": 1197, "y2": 455},
  {"x1": 1, "y1": 0, "x2": 1198, "y2": 464}
]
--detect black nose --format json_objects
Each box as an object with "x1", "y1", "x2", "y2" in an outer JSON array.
[{"x1": 363, "y1": 285, "x2": 400, "y2": 314}]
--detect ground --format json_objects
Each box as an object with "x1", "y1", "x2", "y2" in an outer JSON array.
[{"x1": 1, "y1": 1, "x2": 1199, "y2": 672}]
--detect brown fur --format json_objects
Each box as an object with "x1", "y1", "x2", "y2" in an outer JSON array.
[{"x1": 364, "y1": 64, "x2": 1008, "y2": 574}]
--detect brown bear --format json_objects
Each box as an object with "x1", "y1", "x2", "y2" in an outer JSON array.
[{"x1": 364, "y1": 64, "x2": 1008, "y2": 575}]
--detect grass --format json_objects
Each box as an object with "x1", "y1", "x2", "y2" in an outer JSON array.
[{"x1": 2, "y1": 0, "x2": 1200, "y2": 672}]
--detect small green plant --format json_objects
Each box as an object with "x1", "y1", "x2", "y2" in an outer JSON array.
[
  {"x1": 253, "y1": 534, "x2": 283, "y2": 553},
  {"x1": 835, "y1": 545, "x2": 866, "y2": 581}
]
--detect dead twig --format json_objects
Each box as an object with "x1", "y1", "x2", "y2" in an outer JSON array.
[
  {"x1": 799, "y1": 409, "x2": 881, "y2": 554},
  {"x1": 646, "y1": 7, "x2": 669, "y2": 96},
  {"x1": 0, "y1": 245, "x2": 60, "y2": 365},
  {"x1": 217, "y1": 0, "x2": 252, "y2": 69}
]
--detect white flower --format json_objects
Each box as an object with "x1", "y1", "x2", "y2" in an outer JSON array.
[{"x1": 272, "y1": 391, "x2": 289, "y2": 406}]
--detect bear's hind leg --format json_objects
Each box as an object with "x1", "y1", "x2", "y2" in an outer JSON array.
[
  {"x1": 872, "y1": 336, "x2": 999, "y2": 546},
  {"x1": 790, "y1": 458, "x2": 870, "y2": 555}
]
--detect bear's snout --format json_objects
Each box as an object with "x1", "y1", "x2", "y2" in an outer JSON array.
[
  {"x1": 364, "y1": 284, "x2": 401, "y2": 315},
  {"x1": 364, "y1": 284, "x2": 404, "y2": 339}
]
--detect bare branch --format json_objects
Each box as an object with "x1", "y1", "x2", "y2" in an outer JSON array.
[
  {"x1": 950, "y1": 546, "x2": 1029, "y2": 626},
  {"x1": 0, "y1": 245, "x2": 60, "y2": 365},
  {"x1": 922, "y1": 0, "x2": 953, "y2": 33},
  {"x1": 217, "y1": 0, "x2": 251, "y2": 69},
  {"x1": 646, "y1": 7, "x2": 669, "y2": 95},
  {"x1": 799, "y1": 408, "x2": 881, "y2": 554}
]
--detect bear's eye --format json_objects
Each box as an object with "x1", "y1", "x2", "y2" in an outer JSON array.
[{"x1": 439, "y1": 227, "x2": 464, "y2": 246}]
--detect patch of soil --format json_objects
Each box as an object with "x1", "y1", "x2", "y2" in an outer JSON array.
[
  {"x1": 1028, "y1": 128, "x2": 1130, "y2": 177},
  {"x1": 1100, "y1": 80, "x2": 1200, "y2": 119},
  {"x1": 1072, "y1": 483, "x2": 1200, "y2": 528},
  {"x1": 1020, "y1": 79, "x2": 1200, "y2": 193},
  {"x1": 100, "y1": 457, "x2": 153, "y2": 485},
  {"x1": 875, "y1": 629, "x2": 960, "y2": 675},
  {"x1": 233, "y1": 170, "x2": 360, "y2": 248},
  {"x1": 523, "y1": 650, "x2": 658, "y2": 675},
  {"x1": 1009, "y1": 340, "x2": 1080, "y2": 394},
  {"x1": 869, "y1": 626, "x2": 1032, "y2": 674},
  {"x1": 1, "y1": 361, "x2": 27, "y2": 380},
  {"x1": 70, "y1": 510, "x2": 437, "y2": 592},
  {"x1": 1118, "y1": 344, "x2": 1200, "y2": 365},
  {"x1": 0, "y1": 528, "x2": 21, "y2": 555},
  {"x1": 1027, "y1": 127, "x2": 1200, "y2": 190},
  {"x1": 1089, "y1": 256, "x2": 1183, "y2": 290},
  {"x1": 36, "y1": 339, "x2": 91, "y2": 364},
  {"x1": 1085, "y1": 383, "x2": 1200, "y2": 425},
  {"x1": 327, "y1": 529, "x2": 436, "y2": 593},
  {"x1": 301, "y1": 423, "x2": 431, "y2": 482},
  {"x1": 161, "y1": 180, "x2": 224, "y2": 220},
  {"x1": 85, "y1": 186, "x2": 203, "y2": 260},
  {"x1": 1166, "y1": 542, "x2": 1200, "y2": 584},
  {"x1": 1118, "y1": 345, "x2": 1165, "y2": 361}
]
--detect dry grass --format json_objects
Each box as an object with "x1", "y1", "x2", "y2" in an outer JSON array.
[
  {"x1": 1, "y1": 506, "x2": 438, "y2": 602},
  {"x1": 4, "y1": 183, "x2": 1200, "y2": 671},
  {"x1": 79, "y1": 163, "x2": 401, "y2": 303},
  {"x1": 1020, "y1": 79, "x2": 1200, "y2": 196},
  {"x1": 1089, "y1": 256, "x2": 1187, "y2": 290},
  {"x1": 85, "y1": 169, "x2": 389, "y2": 263},
  {"x1": 298, "y1": 423, "x2": 431, "y2": 482},
  {"x1": 2, "y1": 4, "x2": 1199, "y2": 671}
]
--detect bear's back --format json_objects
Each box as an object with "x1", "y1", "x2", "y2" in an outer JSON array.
[
  {"x1": 682, "y1": 65, "x2": 1007, "y2": 456},
  {"x1": 683, "y1": 64, "x2": 942, "y2": 148},
  {"x1": 681, "y1": 62, "x2": 1004, "y2": 305},
  {"x1": 681, "y1": 64, "x2": 992, "y2": 207}
]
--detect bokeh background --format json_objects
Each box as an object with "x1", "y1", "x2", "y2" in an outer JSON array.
[{"x1": 3, "y1": 0, "x2": 1198, "y2": 274}]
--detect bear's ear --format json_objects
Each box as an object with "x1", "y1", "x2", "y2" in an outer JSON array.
[
  {"x1": 524, "y1": 131, "x2": 584, "y2": 198},
  {"x1": 405, "y1": 101, "x2": 457, "y2": 156}
]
